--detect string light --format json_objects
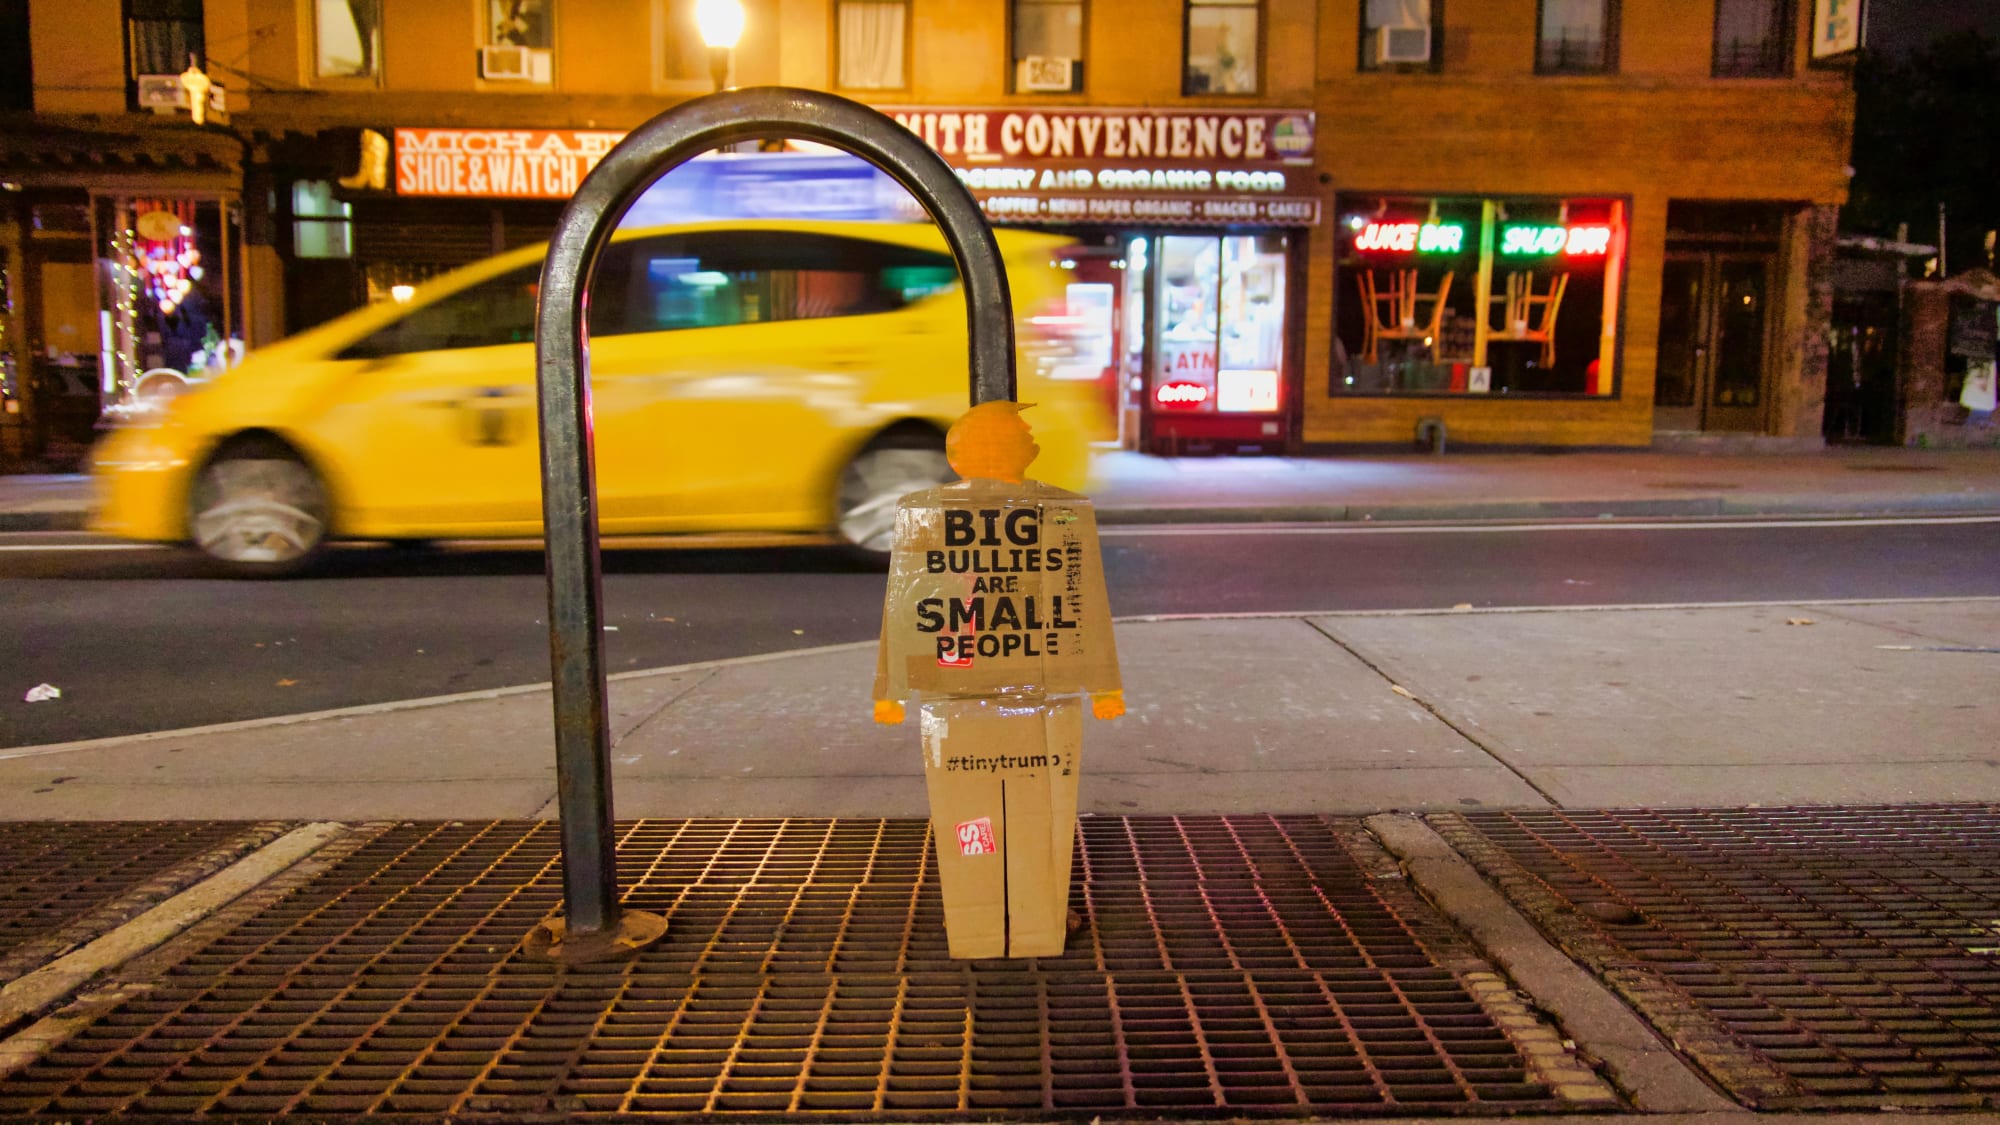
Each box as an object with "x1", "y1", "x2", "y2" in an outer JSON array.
[{"x1": 110, "y1": 222, "x2": 144, "y2": 398}]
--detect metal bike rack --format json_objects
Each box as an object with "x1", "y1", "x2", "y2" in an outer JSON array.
[{"x1": 530, "y1": 87, "x2": 1017, "y2": 961}]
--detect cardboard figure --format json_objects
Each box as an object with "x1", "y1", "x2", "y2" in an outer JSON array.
[{"x1": 873, "y1": 402, "x2": 1123, "y2": 958}]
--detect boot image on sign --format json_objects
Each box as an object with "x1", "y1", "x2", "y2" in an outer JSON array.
[{"x1": 873, "y1": 402, "x2": 1124, "y2": 960}]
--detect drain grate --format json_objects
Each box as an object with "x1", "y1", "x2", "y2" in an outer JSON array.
[
  {"x1": 0, "y1": 816, "x2": 1600, "y2": 1118},
  {"x1": 0, "y1": 822, "x2": 266, "y2": 967},
  {"x1": 1439, "y1": 805, "x2": 2000, "y2": 1110}
]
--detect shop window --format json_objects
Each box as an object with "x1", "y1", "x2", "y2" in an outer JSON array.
[
  {"x1": 1713, "y1": 0, "x2": 1790, "y2": 77},
  {"x1": 1360, "y1": 0, "x2": 1441, "y2": 72},
  {"x1": 481, "y1": 0, "x2": 552, "y2": 83},
  {"x1": 1012, "y1": 0, "x2": 1085, "y2": 93},
  {"x1": 1151, "y1": 234, "x2": 1289, "y2": 415},
  {"x1": 126, "y1": 0, "x2": 204, "y2": 80},
  {"x1": 593, "y1": 231, "x2": 956, "y2": 335},
  {"x1": 1331, "y1": 195, "x2": 1625, "y2": 397},
  {"x1": 291, "y1": 181, "x2": 352, "y2": 260},
  {"x1": 837, "y1": 0, "x2": 908, "y2": 90},
  {"x1": 1183, "y1": 0, "x2": 1259, "y2": 95},
  {"x1": 314, "y1": 0, "x2": 381, "y2": 80},
  {"x1": 1536, "y1": 0, "x2": 1615, "y2": 74}
]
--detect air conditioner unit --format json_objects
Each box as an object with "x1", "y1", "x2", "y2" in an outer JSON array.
[
  {"x1": 1018, "y1": 55, "x2": 1075, "y2": 92},
  {"x1": 1375, "y1": 23, "x2": 1432, "y2": 64},
  {"x1": 136, "y1": 74, "x2": 231, "y2": 118},
  {"x1": 136, "y1": 74, "x2": 187, "y2": 111},
  {"x1": 480, "y1": 45, "x2": 552, "y2": 82}
]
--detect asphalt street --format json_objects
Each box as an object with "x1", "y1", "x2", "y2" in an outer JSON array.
[{"x1": 5, "y1": 514, "x2": 2000, "y2": 748}]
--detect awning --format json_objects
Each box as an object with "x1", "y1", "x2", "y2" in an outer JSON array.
[{"x1": 0, "y1": 114, "x2": 242, "y2": 195}]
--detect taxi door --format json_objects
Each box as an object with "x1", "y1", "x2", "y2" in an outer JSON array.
[
  {"x1": 308, "y1": 264, "x2": 545, "y2": 536},
  {"x1": 586, "y1": 230, "x2": 959, "y2": 531}
]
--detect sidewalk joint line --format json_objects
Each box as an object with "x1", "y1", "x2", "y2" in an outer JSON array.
[{"x1": 1303, "y1": 618, "x2": 1562, "y2": 808}]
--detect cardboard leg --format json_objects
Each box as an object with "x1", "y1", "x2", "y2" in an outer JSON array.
[
  {"x1": 1045, "y1": 701, "x2": 1084, "y2": 929},
  {"x1": 922, "y1": 702, "x2": 1007, "y2": 960},
  {"x1": 1003, "y1": 777, "x2": 1064, "y2": 956}
]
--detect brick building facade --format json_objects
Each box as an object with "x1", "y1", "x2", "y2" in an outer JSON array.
[{"x1": 0, "y1": 0, "x2": 1854, "y2": 466}]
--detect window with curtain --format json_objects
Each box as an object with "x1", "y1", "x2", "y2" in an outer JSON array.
[
  {"x1": 837, "y1": 0, "x2": 908, "y2": 90},
  {"x1": 1536, "y1": 0, "x2": 1614, "y2": 74},
  {"x1": 127, "y1": 0, "x2": 205, "y2": 78},
  {"x1": 1012, "y1": 0, "x2": 1084, "y2": 93},
  {"x1": 1360, "y1": 0, "x2": 1439, "y2": 71},
  {"x1": 315, "y1": 0, "x2": 381, "y2": 79},
  {"x1": 486, "y1": 0, "x2": 552, "y2": 48},
  {"x1": 1183, "y1": 0, "x2": 1259, "y2": 94},
  {"x1": 1713, "y1": 0, "x2": 1789, "y2": 77}
]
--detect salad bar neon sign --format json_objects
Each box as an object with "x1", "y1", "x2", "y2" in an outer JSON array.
[
  {"x1": 1354, "y1": 220, "x2": 1613, "y2": 257},
  {"x1": 1501, "y1": 225, "x2": 1612, "y2": 256}
]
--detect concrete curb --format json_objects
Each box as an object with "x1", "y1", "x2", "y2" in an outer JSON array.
[
  {"x1": 0, "y1": 511, "x2": 88, "y2": 532},
  {"x1": 6, "y1": 495, "x2": 2000, "y2": 534}
]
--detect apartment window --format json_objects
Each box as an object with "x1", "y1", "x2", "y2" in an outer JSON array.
[
  {"x1": 1011, "y1": 0, "x2": 1084, "y2": 93},
  {"x1": 662, "y1": 0, "x2": 708, "y2": 82},
  {"x1": 1713, "y1": 0, "x2": 1790, "y2": 77},
  {"x1": 291, "y1": 181, "x2": 352, "y2": 260},
  {"x1": 1536, "y1": 0, "x2": 1615, "y2": 74},
  {"x1": 127, "y1": 0, "x2": 204, "y2": 79},
  {"x1": 1184, "y1": 0, "x2": 1259, "y2": 94},
  {"x1": 836, "y1": 0, "x2": 908, "y2": 89},
  {"x1": 1, "y1": 0, "x2": 30, "y2": 111},
  {"x1": 481, "y1": 0, "x2": 552, "y2": 82},
  {"x1": 315, "y1": 0, "x2": 381, "y2": 79},
  {"x1": 1360, "y1": 0, "x2": 1439, "y2": 71}
]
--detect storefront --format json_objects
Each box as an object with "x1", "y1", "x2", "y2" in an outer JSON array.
[
  {"x1": 1329, "y1": 194, "x2": 1628, "y2": 401},
  {"x1": 888, "y1": 106, "x2": 1320, "y2": 455},
  {"x1": 313, "y1": 110, "x2": 1319, "y2": 456},
  {"x1": 0, "y1": 118, "x2": 246, "y2": 468}
]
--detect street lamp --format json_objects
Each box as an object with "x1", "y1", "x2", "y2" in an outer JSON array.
[{"x1": 695, "y1": 0, "x2": 745, "y2": 92}]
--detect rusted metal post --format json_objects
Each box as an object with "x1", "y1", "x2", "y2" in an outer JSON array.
[{"x1": 529, "y1": 87, "x2": 1016, "y2": 961}]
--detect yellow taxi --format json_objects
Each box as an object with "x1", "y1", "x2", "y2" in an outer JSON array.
[{"x1": 90, "y1": 220, "x2": 1107, "y2": 574}]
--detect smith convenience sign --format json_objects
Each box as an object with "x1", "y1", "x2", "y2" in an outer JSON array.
[{"x1": 391, "y1": 108, "x2": 1319, "y2": 225}]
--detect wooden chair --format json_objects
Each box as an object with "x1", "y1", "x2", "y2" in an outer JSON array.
[
  {"x1": 1489, "y1": 271, "x2": 1569, "y2": 368},
  {"x1": 1356, "y1": 269, "x2": 1454, "y2": 363}
]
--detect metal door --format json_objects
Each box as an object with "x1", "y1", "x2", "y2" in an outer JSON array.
[{"x1": 1653, "y1": 251, "x2": 1772, "y2": 433}]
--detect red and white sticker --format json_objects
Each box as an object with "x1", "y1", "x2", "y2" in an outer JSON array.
[
  {"x1": 955, "y1": 817, "x2": 997, "y2": 856},
  {"x1": 938, "y1": 635, "x2": 974, "y2": 668}
]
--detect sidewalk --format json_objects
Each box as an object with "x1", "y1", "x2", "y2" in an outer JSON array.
[
  {"x1": 1, "y1": 601, "x2": 1996, "y2": 1117},
  {"x1": 7, "y1": 445, "x2": 2000, "y2": 532}
]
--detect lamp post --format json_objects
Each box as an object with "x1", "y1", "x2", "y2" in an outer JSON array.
[{"x1": 695, "y1": 0, "x2": 745, "y2": 92}]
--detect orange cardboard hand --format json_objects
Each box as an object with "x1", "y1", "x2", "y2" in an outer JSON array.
[
  {"x1": 1090, "y1": 691, "x2": 1125, "y2": 720},
  {"x1": 873, "y1": 699, "x2": 906, "y2": 725}
]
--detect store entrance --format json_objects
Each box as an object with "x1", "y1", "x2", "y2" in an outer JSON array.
[
  {"x1": 1141, "y1": 232, "x2": 1292, "y2": 454},
  {"x1": 1653, "y1": 250, "x2": 1773, "y2": 433}
]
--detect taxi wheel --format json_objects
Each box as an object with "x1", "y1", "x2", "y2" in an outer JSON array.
[
  {"x1": 189, "y1": 440, "x2": 330, "y2": 577},
  {"x1": 835, "y1": 432, "x2": 952, "y2": 565}
]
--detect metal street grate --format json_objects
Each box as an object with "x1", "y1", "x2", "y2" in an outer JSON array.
[
  {"x1": 0, "y1": 816, "x2": 1603, "y2": 1118},
  {"x1": 0, "y1": 821, "x2": 268, "y2": 968},
  {"x1": 1438, "y1": 805, "x2": 2000, "y2": 1110}
]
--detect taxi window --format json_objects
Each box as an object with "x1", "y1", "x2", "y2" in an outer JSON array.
[
  {"x1": 340, "y1": 264, "x2": 541, "y2": 358},
  {"x1": 593, "y1": 231, "x2": 958, "y2": 336}
]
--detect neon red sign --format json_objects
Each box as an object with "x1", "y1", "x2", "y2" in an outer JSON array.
[{"x1": 1155, "y1": 381, "x2": 1210, "y2": 409}]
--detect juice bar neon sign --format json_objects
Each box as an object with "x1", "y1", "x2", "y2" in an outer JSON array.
[
  {"x1": 1353, "y1": 220, "x2": 1612, "y2": 257},
  {"x1": 1353, "y1": 222, "x2": 1463, "y2": 253}
]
